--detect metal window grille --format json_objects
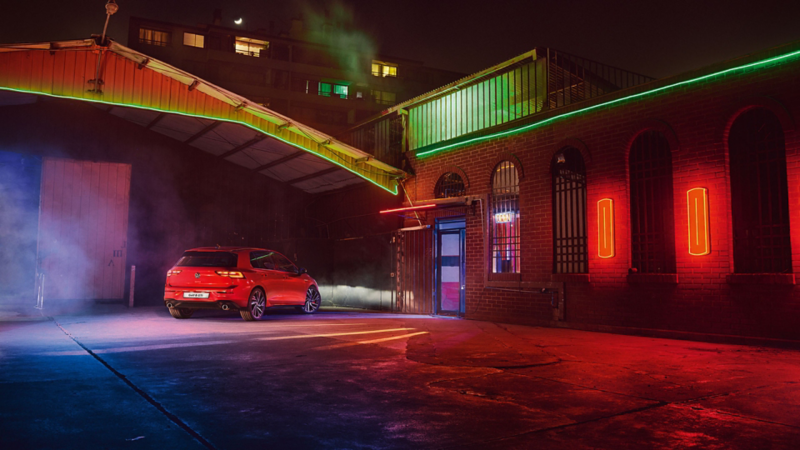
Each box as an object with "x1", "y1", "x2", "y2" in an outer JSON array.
[
  {"x1": 491, "y1": 161, "x2": 520, "y2": 273},
  {"x1": 729, "y1": 108, "x2": 792, "y2": 273},
  {"x1": 629, "y1": 131, "x2": 676, "y2": 273},
  {"x1": 434, "y1": 172, "x2": 466, "y2": 198},
  {"x1": 552, "y1": 148, "x2": 587, "y2": 273}
]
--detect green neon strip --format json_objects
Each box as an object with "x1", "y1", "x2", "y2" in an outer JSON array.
[
  {"x1": 417, "y1": 48, "x2": 800, "y2": 158},
  {"x1": 0, "y1": 86, "x2": 398, "y2": 195}
]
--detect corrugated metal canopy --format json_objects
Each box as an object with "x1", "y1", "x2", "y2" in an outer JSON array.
[{"x1": 0, "y1": 39, "x2": 405, "y2": 195}]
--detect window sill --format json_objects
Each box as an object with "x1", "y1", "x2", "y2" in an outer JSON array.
[
  {"x1": 551, "y1": 273, "x2": 591, "y2": 283},
  {"x1": 486, "y1": 273, "x2": 522, "y2": 288},
  {"x1": 627, "y1": 273, "x2": 679, "y2": 284},
  {"x1": 726, "y1": 273, "x2": 795, "y2": 285}
]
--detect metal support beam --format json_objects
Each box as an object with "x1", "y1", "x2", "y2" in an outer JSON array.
[
  {"x1": 184, "y1": 121, "x2": 221, "y2": 145},
  {"x1": 145, "y1": 113, "x2": 166, "y2": 129},
  {"x1": 253, "y1": 150, "x2": 305, "y2": 172},
  {"x1": 287, "y1": 167, "x2": 341, "y2": 185},
  {"x1": 218, "y1": 134, "x2": 266, "y2": 159}
]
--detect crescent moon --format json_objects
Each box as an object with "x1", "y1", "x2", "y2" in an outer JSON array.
[{"x1": 234, "y1": 18, "x2": 243, "y2": 25}]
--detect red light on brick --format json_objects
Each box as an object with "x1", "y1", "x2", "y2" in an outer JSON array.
[
  {"x1": 598, "y1": 198, "x2": 615, "y2": 259},
  {"x1": 687, "y1": 187, "x2": 710, "y2": 256},
  {"x1": 379, "y1": 204, "x2": 436, "y2": 214}
]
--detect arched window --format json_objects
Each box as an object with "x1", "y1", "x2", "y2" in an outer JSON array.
[
  {"x1": 491, "y1": 161, "x2": 520, "y2": 273},
  {"x1": 552, "y1": 148, "x2": 587, "y2": 273},
  {"x1": 629, "y1": 131, "x2": 676, "y2": 273},
  {"x1": 729, "y1": 108, "x2": 791, "y2": 273},
  {"x1": 434, "y1": 172, "x2": 466, "y2": 198}
]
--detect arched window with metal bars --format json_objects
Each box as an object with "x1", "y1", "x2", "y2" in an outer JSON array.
[
  {"x1": 491, "y1": 161, "x2": 520, "y2": 274},
  {"x1": 434, "y1": 172, "x2": 466, "y2": 198},
  {"x1": 729, "y1": 108, "x2": 792, "y2": 273},
  {"x1": 552, "y1": 147, "x2": 587, "y2": 273},
  {"x1": 629, "y1": 131, "x2": 676, "y2": 273}
]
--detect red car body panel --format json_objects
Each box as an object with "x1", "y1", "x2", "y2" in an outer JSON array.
[{"x1": 163, "y1": 247, "x2": 318, "y2": 309}]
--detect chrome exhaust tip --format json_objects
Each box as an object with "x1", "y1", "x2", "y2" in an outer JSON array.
[
  {"x1": 221, "y1": 303, "x2": 229, "y2": 311},
  {"x1": 166, "y1": 302, "x2": 174, "y2": 309}
]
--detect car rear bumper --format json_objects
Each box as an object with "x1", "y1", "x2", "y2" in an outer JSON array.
[
  {"x1": 163, "y1": 299, "x2": 243, "y2": 311},
  {"x1": 164, "y1": 285, "x2": 251, "y2": 308}
]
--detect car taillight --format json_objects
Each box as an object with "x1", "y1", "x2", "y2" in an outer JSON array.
[
  {"x1": 167, "y1": 270, "x2": 182, "y2": 277},
  {"x1": 216, "y1": 271, "x2": 245, "y2": 279}
]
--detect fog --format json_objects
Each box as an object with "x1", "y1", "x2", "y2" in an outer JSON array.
[
  {"x1": 0, "y1": 152, "x2": 40, "y2": 304},
  {"x1": 318, "y1": 285, "x2": 394, "y2": 311},
  {"x1": 296, "y1": 1, "x2": 377, "y2": 83}
]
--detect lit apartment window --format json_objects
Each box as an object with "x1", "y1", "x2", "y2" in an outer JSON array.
[
  {"x1": 317, "y1": 82, "x2": 348, "y2": 99},
  {"x1": 372, "y1": 60, "x2": 398, "y2": 77},
  {"x1": 332, "y1": 84, "x2": 348, "y2": 99},
  {"x1": 183, "y1": 32, "x2": 205, "y2": 48},
  {"x1": 318, "y1": 82, "x2": 332, "y2": 97},
  {"x1": 235, "y1": 37, "x2": 269, "y2": 57},
  {"x1": 371, "y1": 90, "x2": 396, "y2": 105},
  {"x1": 139, "y1": 28, "x2": 170, "y2": 47}
]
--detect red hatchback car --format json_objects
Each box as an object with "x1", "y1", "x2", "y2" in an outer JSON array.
[{"x1": 164, "y1": 247, "x2": 321, "y2": 321}]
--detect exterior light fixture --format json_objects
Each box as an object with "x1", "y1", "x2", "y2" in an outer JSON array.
[
  {"x1": 100, "y1": 0, "x2": 119, "y2": 44},
  {"x1": 687, "y1": 187, "x2": 710, "y2": 256},
  {"x1": 234, "y1": 18, "x2": 243, "y2": 25},
  {"x1": 597, "y1": 198, "x2": 615, "y2": 258},
  {"x1": 555, "y1": 152, "x2": 566, "y2": 164}
]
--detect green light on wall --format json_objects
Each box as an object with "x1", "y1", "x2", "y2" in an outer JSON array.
[
  {"x1": 416, "y1": 47, "x2": 800, "y2": 159},
  {"x1": 409, "y1": 59, "x2": 546, "y2": 151},
  {"x1": 0, "y1": 86, "x2": 398, "y2": 195}
]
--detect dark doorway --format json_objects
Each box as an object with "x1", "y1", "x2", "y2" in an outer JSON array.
[{"x1": 436, "y1": 219, "x2": 465, "y2": 316}]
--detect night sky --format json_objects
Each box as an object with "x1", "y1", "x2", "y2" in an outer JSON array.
[{"x1": 1, "y1": 0, "x2": 800, "y2": 79}]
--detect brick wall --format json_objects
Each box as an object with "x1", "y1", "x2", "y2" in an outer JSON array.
[{"x1": 405, "y1": 53, "x2": 800, "y2": 340}]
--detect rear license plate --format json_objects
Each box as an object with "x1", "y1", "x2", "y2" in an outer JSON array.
[{"x1": 183, "y1": 292, "x2": 209, "y2": 299}]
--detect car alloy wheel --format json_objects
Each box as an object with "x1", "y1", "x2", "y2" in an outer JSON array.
[
  {"x1": 241, "y1": 288, "x2": 266, "y2": 321},
  {"x1": 302, "y1": 287, "x2": 321, "y2": 314}
]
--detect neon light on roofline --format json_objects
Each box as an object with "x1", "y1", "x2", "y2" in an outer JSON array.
[
  {"x1": 0, "y1": 86, "x2": 399, "y2": 195},
  {"x1": 417, "y1": 48, "x2": 800, "y2": 158},
  {"x1": 379, "y1": 204, "x2": 436, "y2": 214}
]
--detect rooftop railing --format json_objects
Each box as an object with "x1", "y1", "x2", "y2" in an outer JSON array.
[{"x1": 339, "y1": 48, "x2": 654, "y2": 165}]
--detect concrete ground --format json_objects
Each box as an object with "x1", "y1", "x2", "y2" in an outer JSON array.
[{"x1": 1, "y1": 306, "x2": 799, "y2": 449}]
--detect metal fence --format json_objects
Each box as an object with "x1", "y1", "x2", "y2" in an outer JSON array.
[
  {"x1": 339, "y1": 111, "x2": 404, "y2": 167},
  {"x1": 340, "y1": 47, "x2": 654, "y2": 164}
]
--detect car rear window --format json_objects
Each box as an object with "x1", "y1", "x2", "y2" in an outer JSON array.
[{"x1": 176, "y1": 251, "x2": 238, "y2": 268}]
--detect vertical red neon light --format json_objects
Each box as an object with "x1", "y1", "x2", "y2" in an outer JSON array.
[
  {"x1": 687, "y1": 187, "x2": 710, "y2": 256},
  {"x1": 598, "y1": 198, "x2": 615, "y2": 258}
]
